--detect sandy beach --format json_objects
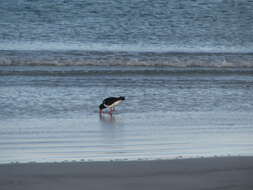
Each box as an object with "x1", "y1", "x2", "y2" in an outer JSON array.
[{"x1": 0, "y1": 156, "x2": 252, "y2": 190}]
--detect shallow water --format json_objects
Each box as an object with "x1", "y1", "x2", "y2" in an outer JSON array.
[
  {"x1": 1, "y1": 112, "x2": 252, "y2": 163},
  {"x1": 0, "y1": 66, "x2": 253, "y2": 163}
]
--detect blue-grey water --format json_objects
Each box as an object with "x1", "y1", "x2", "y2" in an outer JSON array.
[{"x1": 0, "y1": 0, "x2": 253, "y2": 163}]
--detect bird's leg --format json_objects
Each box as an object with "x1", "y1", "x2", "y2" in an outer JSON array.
[{"x1": 109, "y1": 108, "x2": 113, "y2": 114}]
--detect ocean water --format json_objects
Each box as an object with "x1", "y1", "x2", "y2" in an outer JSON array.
[
  {"x1": 1, "y1": 66, "x2": 253, "y2": 163},
  {"x1": 0, "y1": 0, "x2": 253, "y2": 163}
]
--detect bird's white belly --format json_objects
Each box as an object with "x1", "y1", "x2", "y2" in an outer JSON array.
[{"x1": 108, "y1": 100, "x2": 122, "y2": 108}]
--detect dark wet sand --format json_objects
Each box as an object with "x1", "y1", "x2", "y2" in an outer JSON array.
[{"x1": 0, "y1": 157, "x2": 253, "y2": 190}]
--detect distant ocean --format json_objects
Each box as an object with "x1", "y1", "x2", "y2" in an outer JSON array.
[
  {"x1": 0, "y1": 0, "x2": 253, "y2": 67},
  {"x1": 0, "y1": 0, "x2": 253, "y2": 164}
]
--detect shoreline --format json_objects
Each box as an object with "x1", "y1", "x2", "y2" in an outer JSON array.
[
  {"x1": 1, "y1": 156, "x2": 253, "y2": 190},
  {"x1": 1, "y1": 155, "x2": 252, "y2": 166}
]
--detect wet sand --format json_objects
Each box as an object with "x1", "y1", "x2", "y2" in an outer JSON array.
[{"x1": 0, "y1": 156, "x2": 253, "y2": 190}]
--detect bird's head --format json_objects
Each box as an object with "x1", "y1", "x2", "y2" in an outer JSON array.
[{"x1": 119, "y1": 96, "x2": 125, "y2": 101}]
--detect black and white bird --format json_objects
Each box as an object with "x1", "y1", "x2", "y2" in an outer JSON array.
[{"x1": 99, "y1": 96, "x2": 125, "y2": 114}]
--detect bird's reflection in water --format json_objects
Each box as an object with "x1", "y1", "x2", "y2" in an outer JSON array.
[
  {"x1": 99, "y1": 113, "x2": 117, "y2": 127},
  {"x1": 99, "y1": 113, "x2": 123, "y2": 146},
  {"x1": 99, "y1": 113, "x2": 124, "y2": 149}
]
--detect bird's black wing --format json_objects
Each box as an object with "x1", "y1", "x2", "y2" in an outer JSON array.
[{"x1": 103, "y1": 97, "x2": 118, "y2": 106}]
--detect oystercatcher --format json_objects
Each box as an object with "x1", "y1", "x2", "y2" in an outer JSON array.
[{"x1": 99, "y1": 96, "x2": 125, "y2": 114}]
